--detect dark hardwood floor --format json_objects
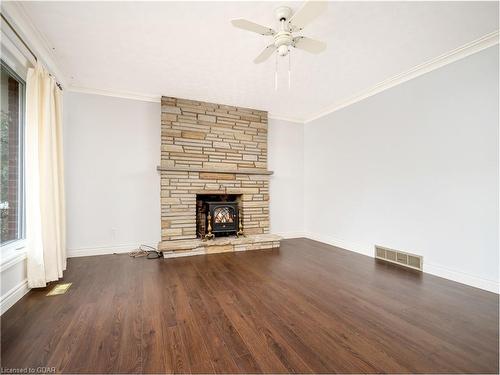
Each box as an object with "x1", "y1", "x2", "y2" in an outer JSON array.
[{"x1": 1, "y1": 238, "x2": 498, "y2": 373}]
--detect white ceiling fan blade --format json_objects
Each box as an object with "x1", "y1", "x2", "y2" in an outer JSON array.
[
  {"x1": 288, "y1": 1, "x2": 328, "y2": 31},
  {"x1": 293, "y1": 36, "x2": 326, "y2": 54},
  {"x1": 231, "y1": 19, "x2": 275, "y2": 36},
  {"x1": 253, "y1": 44, "x2": 276, "y2": 64}
]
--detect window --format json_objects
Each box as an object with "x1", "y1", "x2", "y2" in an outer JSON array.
[{"x1": 0, "y1": 61, "x2": 25, "y2": 245}]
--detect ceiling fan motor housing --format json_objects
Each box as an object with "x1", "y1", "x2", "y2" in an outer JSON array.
[
  {"x1": 274, "y1": 31, "x2": 293, "y2": 55},
  {"x1": 274, "y1": 6, "x2": 293, "y2": 56}
]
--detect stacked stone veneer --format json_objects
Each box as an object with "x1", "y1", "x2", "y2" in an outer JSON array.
[{"x1": 160, "y1": 96, "x2": 271, "y2": 244}]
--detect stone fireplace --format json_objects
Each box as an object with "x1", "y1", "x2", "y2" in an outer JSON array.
[{"x1": 158, "y1": 96, "x2": 281, "y2": 256}]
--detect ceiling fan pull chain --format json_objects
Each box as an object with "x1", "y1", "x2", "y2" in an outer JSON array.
[
  {"x1": 275, "y1": 51, "x2": 278, "y2": 91},
  {"x1": 288, "y1": 48, "x2": 291, "y2": 89}
]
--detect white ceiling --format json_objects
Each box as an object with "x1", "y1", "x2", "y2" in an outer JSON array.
[{"x1": 17, "y1": 1, "x2": 500, "y2": 121}]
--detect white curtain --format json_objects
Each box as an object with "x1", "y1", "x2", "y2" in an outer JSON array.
[{"x1": 25, "y1": 62, "x2": 66, "y2": 288}]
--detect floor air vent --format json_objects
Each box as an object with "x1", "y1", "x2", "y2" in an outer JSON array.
[{"x1": 375, "y1": 245, "x2": 423, "y2": 271}]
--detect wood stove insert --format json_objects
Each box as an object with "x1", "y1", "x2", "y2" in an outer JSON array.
[{"x1": 196, "y1": 194, "x2": 243, "y2": 239}]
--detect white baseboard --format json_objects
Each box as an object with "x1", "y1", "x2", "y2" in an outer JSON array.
[
  {"x1": 303, "y1": 232, "x2": 499, "y2": 294},
  {"x1": 424, "y1": 263, "x2": 499, "y2": 294},
  {"x1": 67, "y1": 242, "x2": 158, "y2": 258},
  {"x1": 304, "y1": 232, "x2": 373, "y2": 257},
  {"x1": 1, "y1": 279, "x2": 30, "y2": 315},
  {"x1": 276, "y1": 231, "x2": 307, "y2": 239}
]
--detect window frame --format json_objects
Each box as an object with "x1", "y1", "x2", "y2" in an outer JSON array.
[{"x1": 0, "y1": 59, "x2": 26, "y2": 253}]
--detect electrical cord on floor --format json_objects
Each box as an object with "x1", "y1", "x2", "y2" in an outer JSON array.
[{"x1": 129, "y1": 244, "x2": 162, "y2": 259}]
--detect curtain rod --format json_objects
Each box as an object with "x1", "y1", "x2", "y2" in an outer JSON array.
[{"x1": 1, "y1": 12, "x2": 63, "y2": 91}]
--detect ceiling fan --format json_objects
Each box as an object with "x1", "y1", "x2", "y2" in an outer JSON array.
[{"x1": 231, "y1": 1, "x2": 328, "y2": 64}]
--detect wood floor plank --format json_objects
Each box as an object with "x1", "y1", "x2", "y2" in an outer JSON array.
[
  {"x1": 176, "y1": 261, "x2": 251, "y2": 362},
  {"x1": 1, "y1": 239, "x2": 498, "y2": 373},
  {"x1": 168, "y1": 260, "x2": 240, "y2": 373},
  {"x1": 215, "y1": 290, "x2": 310, "y2": 373},
  {"x1": 165, "y1": 324, "x2": 190, "y2": 374},
  {"x1": 232, "y1": 352, "x2": 263, "y2": 373},
  {"x1": 141, "y1": 275, "x2": 168, "y2": 373}
]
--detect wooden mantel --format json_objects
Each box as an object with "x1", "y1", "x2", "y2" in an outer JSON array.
[{"x1": 156, "y1": 165, "x2": 274, "y2": 175}]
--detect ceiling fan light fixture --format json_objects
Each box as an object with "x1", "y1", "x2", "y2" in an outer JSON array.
[{"x1": 278, "y1": 45, "x2": 289, "y2": 56}]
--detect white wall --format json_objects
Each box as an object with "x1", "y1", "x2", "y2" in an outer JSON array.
[
  {"x1": 268, "y1": 119, "x2": 304, "y2": 237},
  {"x1": 64, "y1": 92, "x2": 305, "y2": 255},
  {"x1": 304, "y1": 46, "x2": 499, "y2": 292},
  {"x1": 64, "y1": 93, "x2": 161, "y2": 256}
]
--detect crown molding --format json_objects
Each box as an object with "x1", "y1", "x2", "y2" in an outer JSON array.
[
  {"x1": 1, "y1": 1, "x2": 67, "y2": 86},
  {"x1": 304, "y1": 30, "x2": 499, "y2": 124},
  {"x1": 267, "y1": 113, "x2": 305, "y2": 123},
  {"x1": 68, "y1": 85, "x2": 306, "y2": 123},
  {"x1": 68, "y1": 85, "x2": 161, "y2": 103}
]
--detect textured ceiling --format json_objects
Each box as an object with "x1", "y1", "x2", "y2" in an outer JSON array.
[{"x1": 18, "y1": 1, "x2": 500, "y2": 120}]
